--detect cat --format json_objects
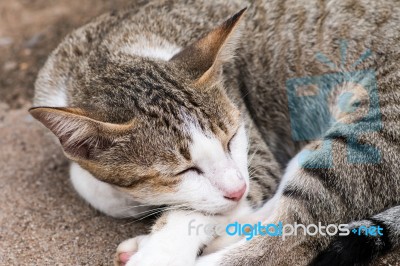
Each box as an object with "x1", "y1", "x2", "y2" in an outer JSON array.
[
  {"x1": 31, "y1": 3, "x2": 280, "y2": 265},
  {"x1": 30, "y1": 0, "x2": 400, "y2": 265}
]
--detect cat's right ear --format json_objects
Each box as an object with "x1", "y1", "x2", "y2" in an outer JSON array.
[
  {"x1": 171, "y1": 8, "x2": 246, "y2": 87},
  {"x1": 29, "y1": 107, "x2": 134, "y2": 161}
]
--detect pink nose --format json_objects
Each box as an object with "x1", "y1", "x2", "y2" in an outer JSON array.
[{"x1": 223, "y1": 185, "x2": 247, "y2": 201}]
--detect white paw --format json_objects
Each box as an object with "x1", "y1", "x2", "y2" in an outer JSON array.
[
  {"x1": 114, "y1": 235, "x2": 149, "y2": 266},
  {"x1": 124, "y1": 237, "x2": 195, "y2": 266}
]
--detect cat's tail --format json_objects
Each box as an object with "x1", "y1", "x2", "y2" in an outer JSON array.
[{"x1": 311, "y1": 205, "x2": 400, "y2": 266}]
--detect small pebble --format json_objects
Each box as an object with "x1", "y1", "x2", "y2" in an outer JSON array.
[
  {"x1": 24, "y1": 33, "x2": 43, "y2": 48},
  {"x1": 19, "y1": 62, "x2": 29, "y2": 71},
  {"x1": 0, "y1": 37, "x2": 13, "y2": 47},
  {"x1": 3, "y1": 61, "x2": 17, "y2": 71},
  {"x1": 0, "y1": 102, "x2": 10, "y2": 111},
  {"x1": 22, "y1": 48, "x2": 32, "y2": 56}
]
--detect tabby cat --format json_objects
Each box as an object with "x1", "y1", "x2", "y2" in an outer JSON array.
[{"x1": 31, "y1": 0, "x2": 400, "y2": 265}]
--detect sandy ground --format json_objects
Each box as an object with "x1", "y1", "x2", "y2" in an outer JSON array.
[
  {"x1": 0, "y1": 0, "x2": 399, "y2": 265},
  {"x1": 0, "y1": 1, "x2": 150, "y2": 265}
]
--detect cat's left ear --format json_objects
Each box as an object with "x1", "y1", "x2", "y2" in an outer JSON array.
[
  {"x1": 29, "y1": 107, "x2": 134, "y2": 161},
  {"x1": 171, "y1": 8, "x2": 246, "y2": 87}
]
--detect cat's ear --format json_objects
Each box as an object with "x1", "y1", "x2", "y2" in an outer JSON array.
[
  {"x1": 29, "y1": 107, "x2": 133, "y2": 161},
  {"x1": 171, "y1": 8, "x2": 246, "y2": 86}
]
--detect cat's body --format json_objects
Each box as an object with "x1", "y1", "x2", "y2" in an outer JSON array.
[{"x1": 32, "y1": 0, "x2": 400, "y2": 265}]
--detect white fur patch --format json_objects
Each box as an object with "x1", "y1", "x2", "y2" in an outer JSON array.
[
  {"x1": 47, "y1": 88, "x2": 67, "y2": 107},
  {"x1": 34, "y1": 58, "x2": 68, "y2": 107},
  {"x1": 70, "y1": 163, "x2": 150, "y2": 218},
  {"x1": 121, "y1": 34, "x2": 181, "y2": 61},
  {"x1": 125, "y1": 211, "x2": 217, "y2": 266}
]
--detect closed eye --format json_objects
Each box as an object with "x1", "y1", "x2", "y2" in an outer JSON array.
[
  {"x1": 176, "y1": 167, "x2": 203, "y2": 176},
  {"x1": 227, "y1": 131, "x2": 238, "y2": 152}
]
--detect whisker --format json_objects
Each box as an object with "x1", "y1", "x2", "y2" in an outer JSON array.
[
  {"x1": 123, "y1": 204, "x2": 189, "y2": 225},
  {"x1": 248, "y1": 148, "x2": 259, "y2": 165},
  {"x1": 116, "y1": 203, "x2": 159, "y2": 212},
  {"x1": 118, "y1": 205, "x2": 169, "y2": 219}
]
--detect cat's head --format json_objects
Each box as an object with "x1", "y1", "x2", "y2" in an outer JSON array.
[{"x1": 30, "y1": 9, "x2": 248, "y2": 214}]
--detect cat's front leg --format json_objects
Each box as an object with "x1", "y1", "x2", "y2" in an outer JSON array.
[{"x1": 116, "y1": 210, "x2": 219, "y2": 266}]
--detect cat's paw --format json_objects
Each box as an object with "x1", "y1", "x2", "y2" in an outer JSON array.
[
  {"x1": 114, "y1": 235, "x2": 149, "y2": 266},
  {"x1": 124, "y1": 236, "x2": 195, "y2": 266},
  {"x1": 125, "y1": 247, "x2": 194, "y2": 266}
]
